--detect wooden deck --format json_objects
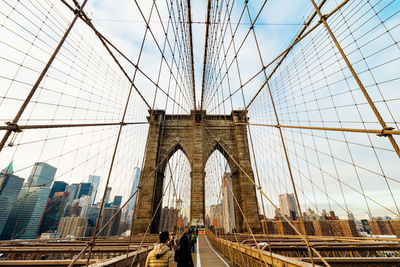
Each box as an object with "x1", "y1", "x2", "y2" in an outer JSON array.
[{"x1": 194, "y1": 235, "x2": 232, "y2": 267}]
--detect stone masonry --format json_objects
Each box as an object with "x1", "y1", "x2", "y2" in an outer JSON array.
[{"x1": 132, "y1": 110, "x2": 261, "y2": 234}]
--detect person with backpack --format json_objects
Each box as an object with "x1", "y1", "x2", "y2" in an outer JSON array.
[
  {"x1": 145, "y1": 231, "x2": 175, "y2": 267},
  {"x1": 174, "y1": 230, "x2": 194, "y2": 267}
]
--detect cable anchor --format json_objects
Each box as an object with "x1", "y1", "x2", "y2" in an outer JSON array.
[
  {"x1": 5, "y1": 122, "x2": 22, "y2": 147},
  {"x1": 377, "y1": 127, "x2": 394, "y2": 137}
]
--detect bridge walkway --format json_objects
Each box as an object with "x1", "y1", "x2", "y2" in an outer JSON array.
[{"x1": 194, "y1": 234, "x2": 232, "y2": 267}]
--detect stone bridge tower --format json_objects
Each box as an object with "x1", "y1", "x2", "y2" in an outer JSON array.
[{"x1": 132, "y1": 110, "x2": 261, "y2": 234}]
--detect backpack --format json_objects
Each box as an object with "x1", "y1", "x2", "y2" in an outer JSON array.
[
  {"x1": 174, "y1": 246, "x2": 183, "y2": 262},
  {"x1": 190, "y1": 234, "x2": 196, "y2": 244}
]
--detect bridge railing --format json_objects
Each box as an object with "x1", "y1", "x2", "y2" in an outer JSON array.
[
  {"x1": 88, "y1": 246, "x2": 153, "y2": 267},
  {"x1": 206, "y1": 229, "x2": 318, "y2": 267}
]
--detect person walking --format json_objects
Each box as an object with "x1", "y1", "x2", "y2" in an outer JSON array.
[
  {"x1": 145, "y1": 231, "x2": 175, "y2": 267},
  {"x1": 174, "y1": 230, "x2": 194, "y2": 267},
  {"x1": 189, "y1": 231, "x2": 196, "y2": 253}
]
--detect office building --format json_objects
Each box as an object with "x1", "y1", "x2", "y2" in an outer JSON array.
[
  {"x1": 126, "y1": 167, "x2": 140, "y2": 223},
  {"x1": 65, "y1": 201, "x2": 81, "y2": 217},
  {"x1": 278, "y1": 193, "x2": 299, "y2": 220},
  {"x1": 78, "y1": 195, "x2": 92, "y2": 218},
  {"x1": 112, "y1": 195, "x2": 122, "y2": 207},
  {"x1": 39, "y1": 191, "x2": 70, "y2": 234},
  {"x1": 0, "y1": 162, "x2": 24, "y2": 237},
  {"x1": 27, "y1": 162, "x2": 56, "y2": 186},
  {"x1": 1, "y1": 162, "x2": 55, "y2": 239},
  {"x1": 88, "y1": 175, "x2": 100, "y2": 205},
  {"x1": 104, "y1": 187, "x2": 112, "y2": 204},
  {"x1": 99, "y1": 207, "x2": 121, "y2": 237},
  {"x1": 2, "y1": 183, "x2": 51, "y2": 239},
  {"x1": 57, "y1": 217, "x2": 88, "y2": 238},
  {"x1": 77, "y1": 183, "x2": 92, "y2": 199},
  {"x1": 85, "y1": 205, "x2": 100, "y2": 237},
  {"x1": 65, "y1": 183, "x2": 79, "y2": 204},
  {"x1": 49, "y1": 181, "x2": 67, "y2": 199},
  {"x1": 222, "y1": 172, "x2": 235, "y2": 233}
]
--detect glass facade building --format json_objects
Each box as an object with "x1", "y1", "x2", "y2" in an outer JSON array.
[
  {"x1": 88, "y1": 175, "x2": 100, "y2": 205},
  {"x1": 49, "y1": 181, "x2": 67, "y2": 199},
  {"x1": 2, "y1": 183, "x2": 51, "y2": 239},
  {"x1": 2, "y1": 162, "x2": 56, "y2": 239},
  {"x1": 65, "y1": 183, "x2": 79, "y2": 205},
  {"x1": 27, "y1": 162, "x2": 57, "y2": 186},
  {"x1": 126, "y1": 168, "x2": 140, "y2": 222},
  {"x1": 112, "y1": 195, "x2": 122, "y2": 207},
  {"x1": 77, "y1": 183, "x2": 92, "y2": 199},
  {"x1": 0, "y1": 162, "x2": 24, "y2": 238},
  {"x1": 38, "y1": 191, "x2": 69, "y2": 234}
]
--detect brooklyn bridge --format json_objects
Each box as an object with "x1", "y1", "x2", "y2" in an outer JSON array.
[{"x1": 0, "y1": 0, "x2": 399, "y2": 266}]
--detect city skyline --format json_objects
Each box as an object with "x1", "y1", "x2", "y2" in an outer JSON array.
[{"x1": 0, "y1": 160, "x2": 142, "y2": 240}]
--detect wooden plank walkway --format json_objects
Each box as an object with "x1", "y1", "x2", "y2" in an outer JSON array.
[{"x1": 194, "y1": 235, "x2": 232, "y2": 267}]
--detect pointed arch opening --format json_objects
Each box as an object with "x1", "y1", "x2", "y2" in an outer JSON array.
[
  {"x1": 204, "y1": 149, "x2": 236, "y2": 233},
  {"x1": 159, "y1": 147, "x2": 191, "y2": 232}
]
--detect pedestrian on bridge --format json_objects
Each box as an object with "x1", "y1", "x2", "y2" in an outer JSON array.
[
  {"x1": 174, "y1": 230, "x2": 194, "y2": 267},
  {"x1": 189, "y1": 231, "x2": 196, "y2": 253},
  {"x1": 145, "y1": 231, "x2": 175, "y2": 267}
]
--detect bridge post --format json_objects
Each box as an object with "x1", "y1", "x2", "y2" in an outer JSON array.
[
  {"x1": 190, "y1": 110, "x2": 206, "y2": 225},
  {"x1": 132, "y1": 110, "x2": 165, "y2": 234},
  {"x1": 231, "y1": 111, "x2": 261, "y2": 233}
]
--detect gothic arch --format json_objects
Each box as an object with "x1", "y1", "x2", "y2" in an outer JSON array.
[{"x1": 132, "y1": 110, "x2": 261, "y2": 234}]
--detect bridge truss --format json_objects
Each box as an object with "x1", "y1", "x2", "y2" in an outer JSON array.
[{"x1": 0, "y1": 0, "x2": 399, "y2": 266}]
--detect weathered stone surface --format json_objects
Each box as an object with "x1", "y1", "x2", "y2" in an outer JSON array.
[{"x1": 132, "y1": 110, "x2": 261, "y2": 234}]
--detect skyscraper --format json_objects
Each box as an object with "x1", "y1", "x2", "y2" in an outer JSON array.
[
  {"x1": 104, "y1": 187, "x2": 112, "y2": 204},
  {"x1": 112, "y1": 195, "x2": 122, "y2": 207},
  {"x1": 27, "y1": 162, "x2": 57, "y2": 186},
  {"x1": 57, "y1": 217, "x2": 88, "y2": 238},
  {"x1": 49, "y1": 181, "x2": 67, "y2": 199},
  {"x1": 88, "y1": 175, "x2": 100, "y2": 205},
  {"x1": 278, "y1": 193, "x2": 299, "y2": 220},
  {"x1": 1, "y1": 162, "x2": 56, "y2": 239},
  {"x1": 65, "y1": 183, "x2": 79, "y2": 204},
  {"x1": 99, "y1": 207, "x2": 121, "y2": 237},
  {"x1": 126, "y1": 167, "x2": 140, "y2": 222},
  {"x1": 85, "y1": 205, "x2": 100, "y2": 237},
  {"x1": 2, "y1": 184, "x2": 52, "y2": 239},
  {"x1": 0, "y1": 162, "x2": 24, "y2": 236},
  {"x1": 38, "y1": 191, "x2": 69, "y2": 234},
  {"x1": 77, "y1": 195, "x2": 92, "y2": 218},
  {"x1": 76, "y1": 183, "x2": 92, "y2": 199}
]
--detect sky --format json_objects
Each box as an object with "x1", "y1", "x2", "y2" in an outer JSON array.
[{"x1": 0, "y1": 0, "x2": 399, "y2": 221}]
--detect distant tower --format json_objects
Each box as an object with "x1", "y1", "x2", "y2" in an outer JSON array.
[
  {"x1": 112, "y1": 195, "x2": 122, "y2": 207},
  {"x1": 65, "y1": 183, "x2": 79, "y2": 205},
  {"x1": 126, "y1": 167, "x2": 140, "y2": 223},
  {"x1": 49, "y1": 181, "x2": 67, "y2": 199},
  {"x1": 76, "y1": 182, "x2": 92, "y2": 199},
  {"x1": 27, "y1": 162, "x2": 56, "y2": 186},
  {"x1": 104, "y1": 187, "x2": 112, "y2": 204},
  {"x1": 0, "y1": 162, "x2": 24, "y2": 237},
  {"x1": 38, "y1": 191, "x2": 70, "y2": 234},
  {"x1": 2, "y1": 162, "x2": 56, "y2": 239},
  {"x1": 278, "y1": 193, "x2": 299, "y2": 220},
  {"x1": 88, "y1": 175, "x2": 100, "y2": 205}
]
